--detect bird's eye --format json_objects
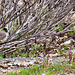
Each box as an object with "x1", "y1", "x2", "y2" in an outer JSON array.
[{"x1": 72, "y1": 36, "x2": 75, "y2": 40}]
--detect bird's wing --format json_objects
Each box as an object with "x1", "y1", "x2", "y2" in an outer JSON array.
[{"x1": 0, "y1": 31, "x2": 6, "y2": 40}]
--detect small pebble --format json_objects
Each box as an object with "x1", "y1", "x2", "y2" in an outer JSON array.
[
  {"x1": 2, "y1": 70, "x2": 6, "y2": 73},
  {"x1": 42, "y1": 73, "x2": 45, "y2": 75},
  {"x1": 13, "y1": 62, "x2": 18, "y2": 66}
]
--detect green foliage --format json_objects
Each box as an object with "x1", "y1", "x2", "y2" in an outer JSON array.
[
  {"x1": 30, "y1": 44, "x2": 42, "y2": 57},
  {"x1": 56, "y1": 48, "x2": 65, "y2": 55},
  {"x1": 66, "y1": 44, "x2": 70, "y2": 47},
  {"x1": 46, "y1": 25, "x2": 48, "y2": 28},
  {"x1": 15, "y1": 32, "x2": 24, "y2": 38},
  {"x1": 7, "y1": 62, "x2": 75, "y2": 75},
  {"x1": 9, "y1": 30, "x2": 12, "y2": 33},
  {"x1": 69, "y1": 26, "x2": 75, "y2": 36},
  {"x1": 12, "y1": 52, "x2": 16, "y2": 57},
  {"x1": 38, "y1": 20, "x2": 40, "y2": 23},
  {"x1": 0, "y1": 50, "x2": 3, "y2": 59},
  {"x1": 58, "y1": 25, "x2": 64, "y2": 32},
  {"x1": 61, "y1": 48, "x2": 65, "y2": 54},
  {"x1": 29, "y1": 53, "x2": 38, "y2": 57},
  {"x1": 31, "y1": 44, "x2": 41, "y2": 51},
  {"x1": 21, "y1": 53, "x2": 27, "y2": 57},
  {"x1": 4, "y1": 15, "x2": 6, "y2": 19},
  {"x1": 7, "y1": 71, "x2": 17, "y2": 75},
  {"x1": 19, "y1": 32, "x2": 24, "y2": 37},
  {"x1": 14, "y1": 24, "x2": 19, "y2": 28},
  {"x1": 29, "y1": 53, "x2": 35, "y2": 57}
]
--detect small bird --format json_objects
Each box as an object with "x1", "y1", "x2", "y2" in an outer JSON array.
[{"x1": 0, "y1": 28, "x2": 9, "y2": 43}]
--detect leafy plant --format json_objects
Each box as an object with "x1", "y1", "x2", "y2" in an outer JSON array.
[
  {"x1": 69, "y1": 26, "x2": 75, "y2": 36},
  {"x1": 0, "y1": 50, "x2": 3, "y2": 59},
  {"x1": 31, "y1": 44, "x2": 41, "y2": 51},
  {"x1": 6, "y1": 62, "x2": 75, "y2": 75},
  {"x1": 57, "y1": 25, "x2": 64, "y2": 32},
  {"x1": 43, "y1": 54, "x2": 52, "y2": 70},
  {"x1": 69, "y1": 40, "x2": 75, "y2": 64}
]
